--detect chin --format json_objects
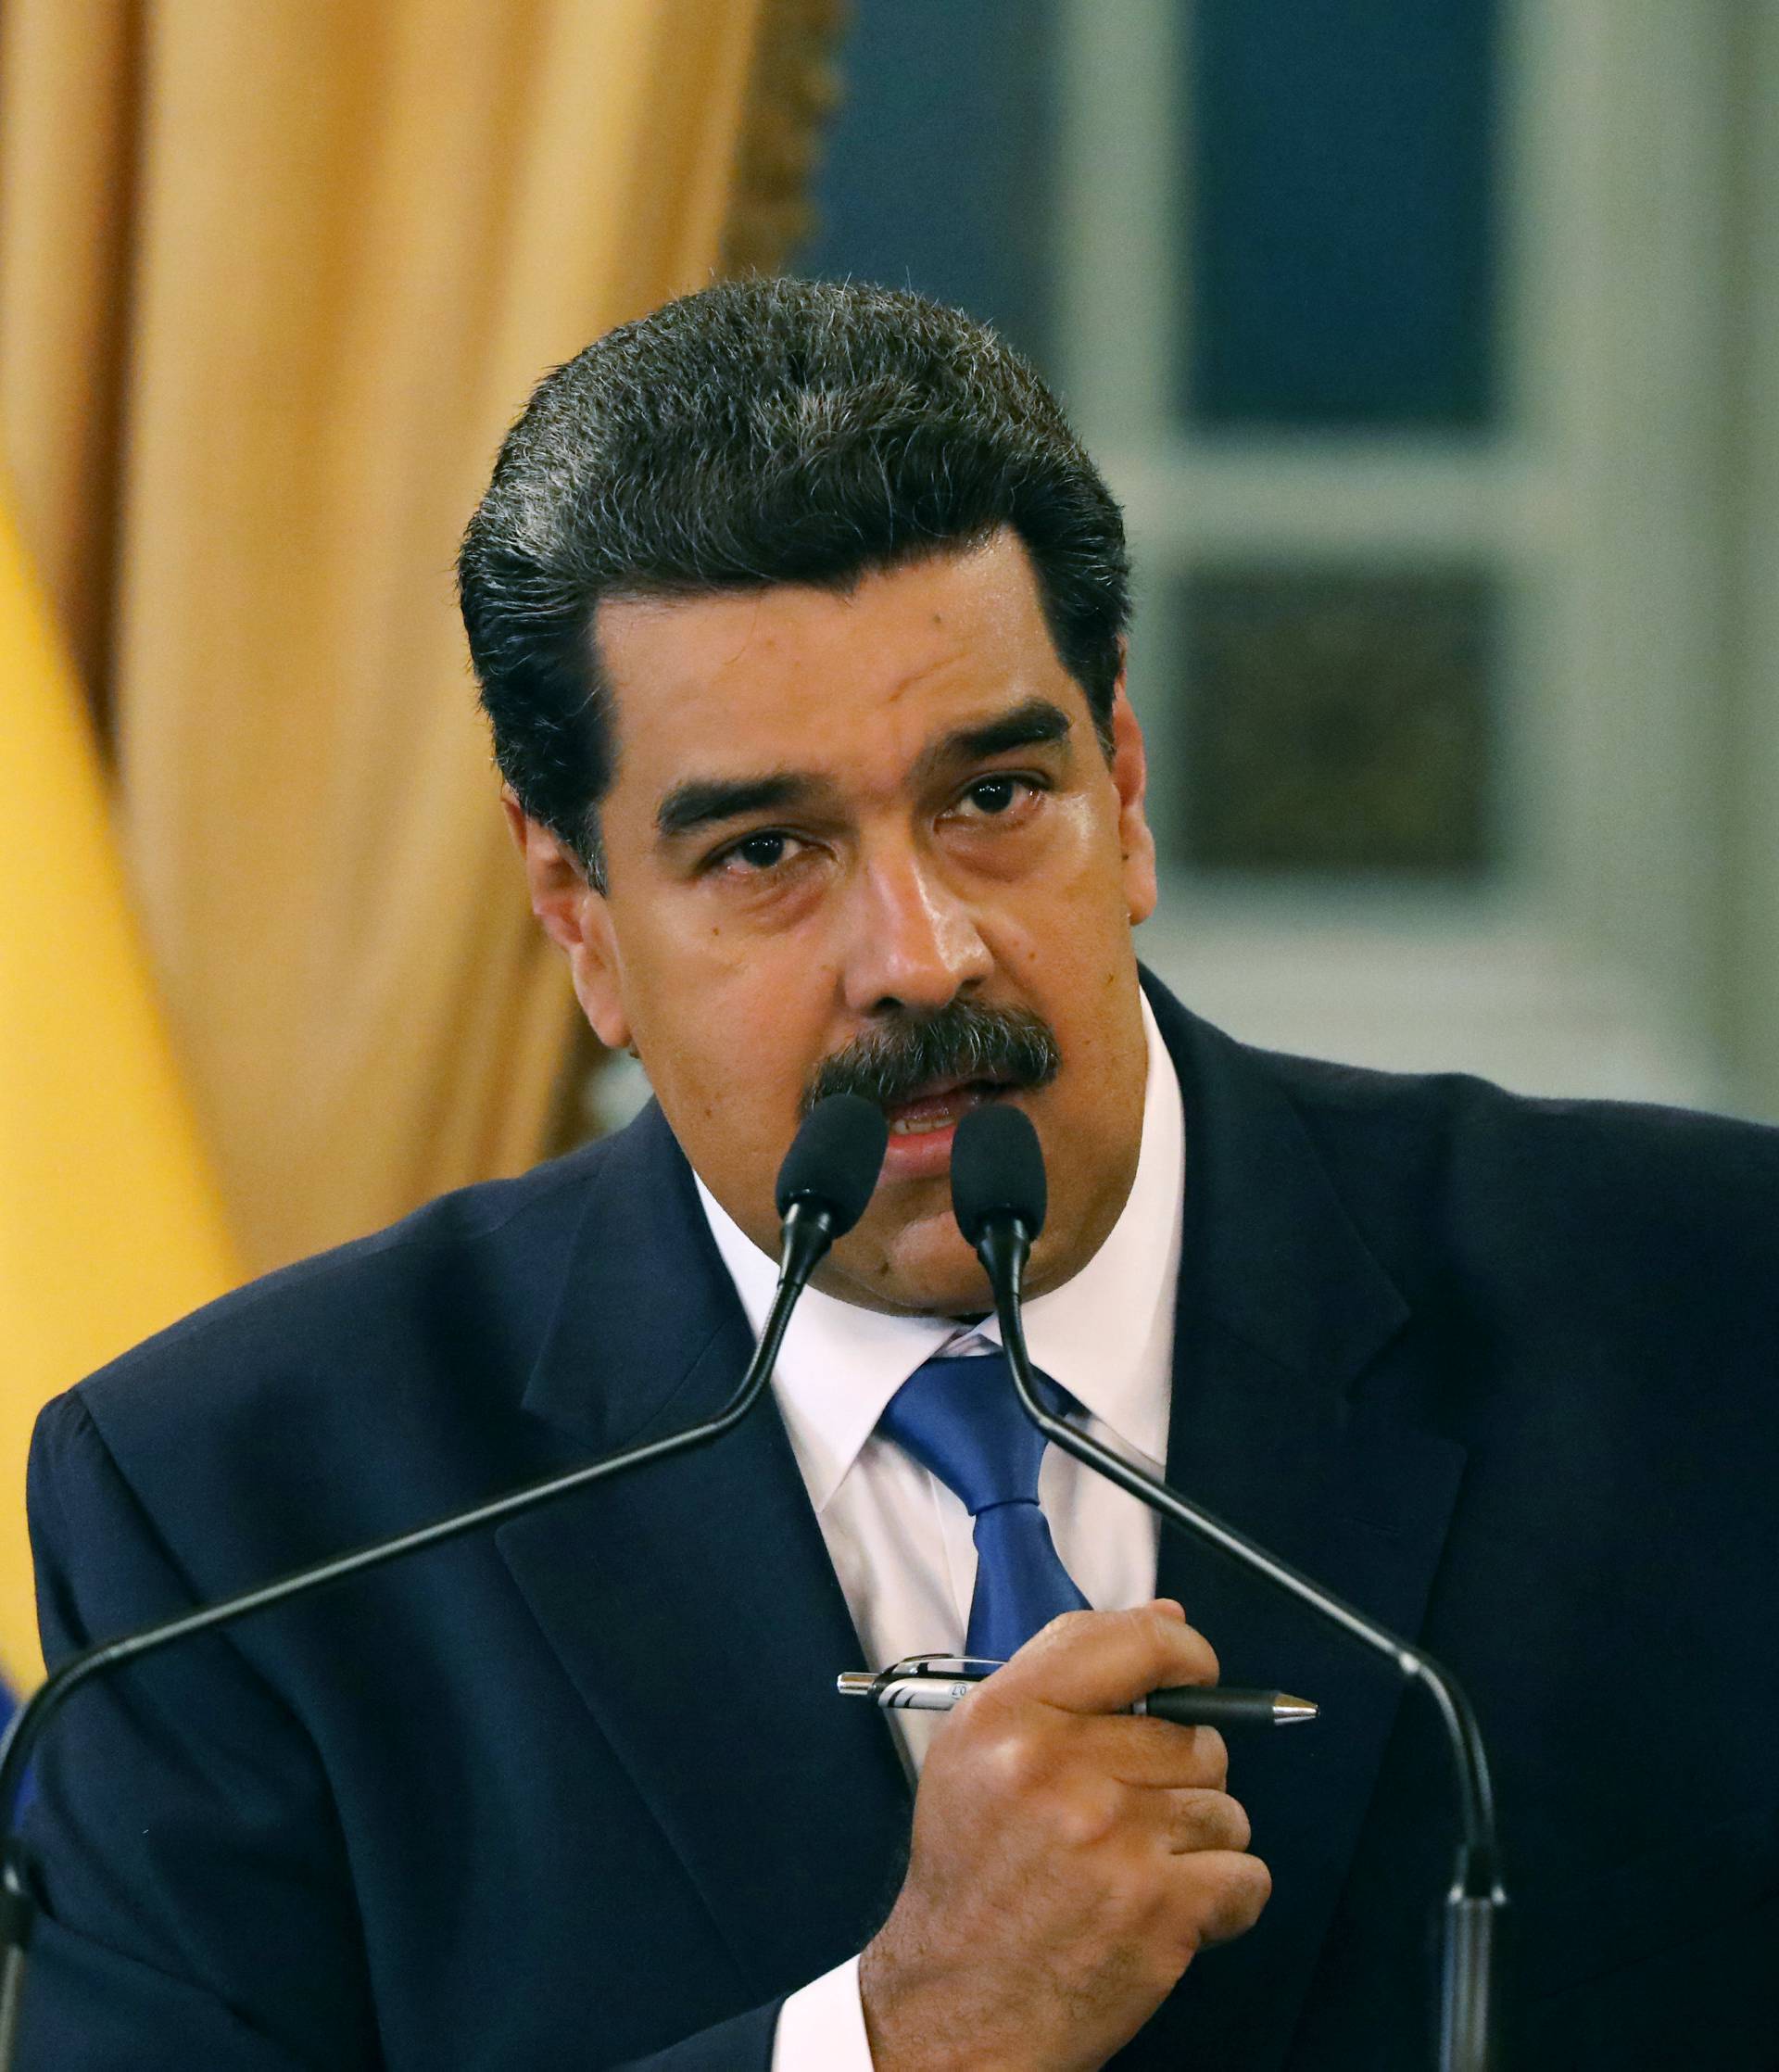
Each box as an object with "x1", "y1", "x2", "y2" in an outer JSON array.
[{"x1": 823, "y1": 1216, "x2": 996, "y2": 1318}]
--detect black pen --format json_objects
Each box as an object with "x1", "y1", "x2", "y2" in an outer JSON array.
[{"x1": 838, "y1": 1662, "x2": 1317, "y2": 1728}]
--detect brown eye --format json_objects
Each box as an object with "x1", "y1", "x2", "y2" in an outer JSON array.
[
  {"x1": 965, "y1": 777, "x2": 1021, "y2": 815},
  {"x1": 735, "y1": 832, "x2": 789, "y2": 869}
]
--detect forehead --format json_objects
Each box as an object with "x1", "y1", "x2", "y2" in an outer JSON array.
[{"x1": 590, "y1": 533, "x2": 1079, "y2": 796}]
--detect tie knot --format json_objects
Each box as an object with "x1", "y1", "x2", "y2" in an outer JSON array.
[{"x1": 877, "y1": 1353, "x2": 1067, "y2": 1517}]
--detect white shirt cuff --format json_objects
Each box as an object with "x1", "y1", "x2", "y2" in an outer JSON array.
[{"x1": 771, "y1": 1952, "x2": 872, "y2": 2070}]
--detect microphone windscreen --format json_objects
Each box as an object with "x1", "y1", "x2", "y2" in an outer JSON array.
[
  {"x1": 775, "y1": 1093, "x2": 889, "y2": 1234},
  {"x1": 952, "y1": 1102, "x2": 1047, "y2": 1246}
]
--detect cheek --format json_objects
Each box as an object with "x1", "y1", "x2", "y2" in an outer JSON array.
[
  {"x1": 626, "y1": 929, "x2": 838, "y2": 1109},
  {"x1": 990, "y1": 840, "x2": 1136, "y2": 998}
]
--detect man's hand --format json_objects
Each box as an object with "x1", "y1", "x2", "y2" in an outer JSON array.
[{"x1": 859, "y1": 1602, "x2": 1271, "y2": 2072}]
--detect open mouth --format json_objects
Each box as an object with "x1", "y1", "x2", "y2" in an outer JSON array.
[{"x1": 881, "y1": 1078, "x2": 1015, "y2": 1139}]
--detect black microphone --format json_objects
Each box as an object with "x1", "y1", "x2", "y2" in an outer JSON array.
[
  {"x1": 776, "y1": 1091, "x2": 888, "y2": 1281},
  {"x1": 0, "y1": 1093, "x2": 889, "y2": 2066},
  {"x1": 952, "y1": 1102, "x2": 1507, "y2": 2072}
]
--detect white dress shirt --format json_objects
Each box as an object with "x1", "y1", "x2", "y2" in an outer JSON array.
[{"x1": 695, "y1": 992, "x2": 1186, "y2": 2069}]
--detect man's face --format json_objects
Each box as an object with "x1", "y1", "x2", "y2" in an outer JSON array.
[{"x1": 518, "y1": 530, "x2": 1158, "y2": 1315}]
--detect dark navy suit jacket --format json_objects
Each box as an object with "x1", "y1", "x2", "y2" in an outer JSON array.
[{"x1": 18, "y1": 979, "x2": 1779, "y2": 2069}]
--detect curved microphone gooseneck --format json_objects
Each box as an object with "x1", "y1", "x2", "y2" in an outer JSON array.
[
  {"x1": 951, "y1": 1101, "x2": 1507, "y2": 2072},
  {"x1": 0, "y1": 1093, "x2": 890, "y2": 2070}
]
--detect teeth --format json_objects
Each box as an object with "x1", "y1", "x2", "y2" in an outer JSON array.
[{"x1": 890, "y1": 1115, "x2": 953, "y2": 1136}]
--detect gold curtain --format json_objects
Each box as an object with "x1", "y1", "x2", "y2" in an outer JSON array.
[{"x1": 0, "y1": 0, "x2": 806, "y2": 1275}]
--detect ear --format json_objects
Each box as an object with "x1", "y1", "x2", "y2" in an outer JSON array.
[
  {"x1": 502, "y1": 790, "x2": 633, "y2": 1050},
  {"x1": 1107, "y1": 677, "x2": 1158, "y2": 927}
]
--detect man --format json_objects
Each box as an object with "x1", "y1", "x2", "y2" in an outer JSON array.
[{"x1": 18, "y1": 278, "x2": 1779, "y2": 2070}]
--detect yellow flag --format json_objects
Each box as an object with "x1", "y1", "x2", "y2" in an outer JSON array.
[{"x1": 0, "y1": 494, "x2": 238, "y2": 1690}]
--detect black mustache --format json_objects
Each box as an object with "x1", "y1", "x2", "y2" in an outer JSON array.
[{"x1": 801, "y1": 1001, "x2": 1061, "y2": 1117}]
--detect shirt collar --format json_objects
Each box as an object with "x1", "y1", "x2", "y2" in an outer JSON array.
[{"x1": 696, "y1": 990, "x2": 1185, "y2": 1511}]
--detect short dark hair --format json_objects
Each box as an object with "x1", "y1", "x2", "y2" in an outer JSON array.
[{"x1": 459, "y1": 275, "x2": 1130, "y2": 888}]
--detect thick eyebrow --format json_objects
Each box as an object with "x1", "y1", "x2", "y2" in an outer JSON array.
[
  {"x1": 653, "y1": 698, "x2": 1075, "y2": 846},
  {"x1": 654, "y1": 772, "x2": 824, "y2": 845},
  {"x1": 924, "y1": 696, "x2": 1073, "y2": 772}
]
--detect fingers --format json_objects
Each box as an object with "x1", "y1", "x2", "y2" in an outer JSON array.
[
  {"x1": 1180, "y1": 1851, "x2": 1273, "y2": 1948},
  {"x1": 1071, "y1": 1714, "x2": 1228, "y2": 1791},
  {"x1": 991, "y1": 1601, "x2": 1220, "y2": 1716},
  {"x1": 1157, "y1": 1786, "x2": 1251, "y2": 1857}
]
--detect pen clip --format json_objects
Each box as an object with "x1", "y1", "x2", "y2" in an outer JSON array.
[{"x1": 864, "y1": 1652, "x2": 1006, "y2": 1703}]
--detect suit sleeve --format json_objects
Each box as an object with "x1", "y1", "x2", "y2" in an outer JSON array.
[
  {"x1": 13, "y1": 1392, "x2": 380, "y2": 2071},
  {"x1": 612, "y1": 2001, "x2": 782, "y2": 2070}
]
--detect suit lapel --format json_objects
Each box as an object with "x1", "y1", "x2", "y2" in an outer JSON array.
[
  {"x1": 1129, "y1": 983, "x2": 1469, "y2": 2071},
  {"x1": 495, "y1": 1107, "x2": 911, "y2": 2003}
]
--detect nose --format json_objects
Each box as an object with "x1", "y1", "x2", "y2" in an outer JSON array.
[{"x1": 839, "y1": 840, "x2": 992, "y2": 1018}]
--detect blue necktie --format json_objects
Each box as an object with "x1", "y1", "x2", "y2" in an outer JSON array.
[{"x1": 877, "y1": 1351, "x2": 1091, "y2": 1661}]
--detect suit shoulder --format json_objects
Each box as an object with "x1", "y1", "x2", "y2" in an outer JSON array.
[
  {"x1": 1147, "y1": 973, "x2": 1779, "y2": 1257},
  {"x1": 1255, "y1": 1043, "x2": 1779, "y2": 1309},
  {"x1": 1265, "y1": 1042, "x2": 1779, "y2": 1193},
  {"x1": 52, "y1": 1130, "x2": 632, "y2": 1468}
]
